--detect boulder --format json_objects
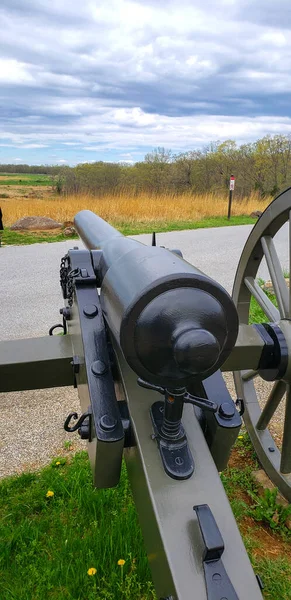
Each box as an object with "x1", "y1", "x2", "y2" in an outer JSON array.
[
  {"x1": 250, "y1": 210, "x2": 263, "y2": 219},
  {"x1": 63, "y1": 226, "x2": 76, "y2": 236},
  {"x1": 10, "y1": 216, "x2": 62, "y2": 230}
]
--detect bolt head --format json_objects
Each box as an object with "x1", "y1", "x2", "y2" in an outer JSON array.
[
  {"x1": 83, "y1": 304, "x2": 98, "y2": 318},
  {"x1": 91, "y1": 360, "x2": 107, "y2": 376},
  {"x1": 100, "y1": 414, "x2": 117, "y2": 431},
  {"x1": 219, "y1": 402, "x2": 235, "y2": 419}
]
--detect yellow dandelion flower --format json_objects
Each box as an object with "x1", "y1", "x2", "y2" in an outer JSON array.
[
  {"x1": 87, "y1": 567, "x2": 97, "y2": 576},
  {"x1": 238, "y1": 435, "x2": 244, "y2": 439},
  {"x1": 118, "y1": 559, "x2": 125, "y2": 566},
  {"x1": 56, "y1": 461, "x2": 61, "y2": 465},
  {"x1": 46, "y1": 490, "x2": 54, "y2": 498}
]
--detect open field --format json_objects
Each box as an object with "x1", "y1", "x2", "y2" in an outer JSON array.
[
  {"x1": 1, "y1": 190, "x2": 270, "y2": 228},
  {"x1": 0, "y1": 173, "x2": 52, "y2": 186},
  {"x1": 0, "y1": 174, "x2": 270, "y2": 245}
]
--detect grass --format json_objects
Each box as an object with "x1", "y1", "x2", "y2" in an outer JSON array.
[
  {"x1": 0, "y1": 188, "x2": 268, "y2": 245},
  {"x1": 0, "y1": 229, "x2": 77, "y2": 246},
  {"x1": 0, "y1": 215, "x2": 257, "y2": 246},
  {"x1": 0, "y1": 453, "x2": 155, "y2": 600},
  {"x1": 1, "y1": 442, "x2": 290, "y2": 599},
  {"x1": 221, "y1": 433, "x2": 291, "y2": 599},
  {"x1": 1, "y1": 190, "x2": 269, "y2": 228},
  {"x1": 0, "y1": 174, "x2": 52, "y2": 186}
]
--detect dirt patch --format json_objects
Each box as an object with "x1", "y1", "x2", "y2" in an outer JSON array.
[
  {"x1": 228, "y1": 445, "x2": 257, "y2": 469},
  {"x1": 240, "y1": 515, "x2": 291, "y2": 560}
]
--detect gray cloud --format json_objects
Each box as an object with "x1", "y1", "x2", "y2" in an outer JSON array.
[{"x1": 0, "y1": 0, "x2": 291, "y2": 163}]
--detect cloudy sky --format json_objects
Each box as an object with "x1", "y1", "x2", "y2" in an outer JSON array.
[{"x1": 1, "y1": 0, "x2": 291, "y2": 165}]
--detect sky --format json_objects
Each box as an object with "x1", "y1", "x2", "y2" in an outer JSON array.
[{"x1": 1, "y1": 0, "x2": 291, "y2": 165}]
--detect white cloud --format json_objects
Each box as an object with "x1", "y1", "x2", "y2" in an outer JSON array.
[
  {"x1": 0, "y1": 59, "x2": 34, "y2": 84},
  {"x1": 1, "y1": 0, "x2": 291, "y2": 162}
]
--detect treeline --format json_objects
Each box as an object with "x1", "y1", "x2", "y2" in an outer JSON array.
[
  {"x1": 57, "y1": 135, "x2": 291, "y2": 198},
  {"x1": 0, "y1": 164, "x2": 62, "y2": 175},
  {"x1": 2, "y1": 134, "x2": 291, "y2": 197}
]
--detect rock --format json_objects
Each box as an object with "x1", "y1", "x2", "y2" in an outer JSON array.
[
  {"x1": 63, "y1": 227, "x2": 76, "y2": 236},
  {"x1": 250, "y1": 211, "x2": 263, "y2": 218},
  {"x1": 262, "y1": 280, "x2": 274, "y2": 294},
  {"x1": 10, "y1": 216, "x2": 62, "y2": 230},
  {"x1": 63, "y1": 220, "x2": 74, "y2": 227},
  {"x1": 262, "y1": 278, "x2": 289, "y2": 295}
]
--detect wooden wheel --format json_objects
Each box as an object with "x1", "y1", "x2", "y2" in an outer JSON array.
[{"x1": 233, "y1": 187, "x2": 291, "y2": 501}]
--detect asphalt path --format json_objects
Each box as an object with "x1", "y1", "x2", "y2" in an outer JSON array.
[{"x1": 0, "y1": 223, "x2": 289, "y2": 341}]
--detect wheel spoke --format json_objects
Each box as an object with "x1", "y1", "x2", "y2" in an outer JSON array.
[
  {"x1": 280, "y1": 384, "x2": 291, "y2": 474},
  {"x1": 261, "y1": 236, "x2": 289, "y2": 318},
  {"x1": 256, "y1": 380, "x2": 286, "y2": 430},
  {"x1": 242, "y1": 369, "x2": 259, "y2": 381},
  {"x1": 244, "y1": 276, "x2": 280, "y2": 322}
]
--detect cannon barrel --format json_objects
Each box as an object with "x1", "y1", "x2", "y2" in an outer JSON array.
[{"x1": 74, "y1": 210, "x2": 239, "y2": 388}]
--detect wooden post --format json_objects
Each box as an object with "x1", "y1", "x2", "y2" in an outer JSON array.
[{"x1": 227, "y1": 176, "x2": 235, "y2": 219}]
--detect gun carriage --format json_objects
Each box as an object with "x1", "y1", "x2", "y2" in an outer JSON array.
[{"x1": 2, "y1": 188, "x2": 291, "y2": 599}]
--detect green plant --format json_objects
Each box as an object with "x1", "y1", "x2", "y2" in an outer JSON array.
[
  {"x1": 63, "y1": 440, "x2": 73, "y2": 450},
  {"x1": 248, "y1": 487, "x2": 291, "y2": 533}
]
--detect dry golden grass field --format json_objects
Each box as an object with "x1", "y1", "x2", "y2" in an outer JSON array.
[{"x1": 1, "y1": 189, "x2": 270, "y2": 228}]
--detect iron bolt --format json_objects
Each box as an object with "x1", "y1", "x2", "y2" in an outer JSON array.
[
  {"x1": 60, "y1": 307, "x2": 71, "y2": 320},
  {"x1": 83, "y1": 304, "x2": 98, "y2": 318},
  {"x1": 100, "y1": 414, "x2": 117, "y2": 431},
  {"x1": 219, "y1": 402, "x2": 235, "y2": 419},
  {"x1": 91, "y1": 360, "x2": 107, "y2": 376}
]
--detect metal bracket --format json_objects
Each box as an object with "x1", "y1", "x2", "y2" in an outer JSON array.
[
  {"x1": 138, "y1": 378, "x2": 217, "y2": 480},
  {"x1": 199, "y1": 371, "x2": 242, "y2": 472},
  {"x1": 194, "y1": 504, "x2": 239, "y2": 600},
  {"x1": 62, "y1": 249, "x2": 125, "y2": 488},
  {"x1": 151, "y1": 400, "x2": 194, "y2": 480}
]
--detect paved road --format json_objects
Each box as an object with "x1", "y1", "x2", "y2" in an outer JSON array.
[{"x1": 0, "y1": 223, "x2": 289, "y2": 341}]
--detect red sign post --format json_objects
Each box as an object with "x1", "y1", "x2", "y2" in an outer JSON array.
[{"x1": 228, "y1": 175, "x2": 235, "y2": 219}]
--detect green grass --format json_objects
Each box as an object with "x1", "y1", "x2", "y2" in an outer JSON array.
[
  {"x1": 0, "y1": 453, "x2": 155, "y2": 600},
  {"x1": 0, "y1": 216, "x2": 256, "y2": 246},
  {"x1": 119, "y1": 215, "x2": 256, "y2": 236},
  {"x1": 0, "y1": 175, "x2": 52, "y2": 186},
  {"x1": 221, "y1": 434, "x2": 291, "y2": 599},
  {"x1": 249, "y1": 281, "x2": 278, "y2": 324},
  {"x1": 0, "y1": 229, "x2": 78, "y2": 246},
  {"x1": 0, "y1": 444, "x2": 290, "y2": 599}
]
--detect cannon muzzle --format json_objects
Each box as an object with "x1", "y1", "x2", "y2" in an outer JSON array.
[{"x1": 74, "y1": 210, "x2": 239, "y2": 388}]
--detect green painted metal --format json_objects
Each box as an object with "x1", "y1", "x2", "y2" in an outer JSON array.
[
  {"x1": 0, "y1": 335, "x2": 73, "y2": 392},
  {"x1": 221, "y1": 324, "x2": 264, "y2": 372},
  {"x1": 113, "y1": 342, "x2": 263, "y2": 600}
]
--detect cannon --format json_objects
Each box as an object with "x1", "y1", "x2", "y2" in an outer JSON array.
[{"x1": 2, "y1": 188, "x2": 291, "y2": 599}]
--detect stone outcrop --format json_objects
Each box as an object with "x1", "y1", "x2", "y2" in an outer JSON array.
[
  {"x1": 250, "y1": 210, "x2": 263, "y2": 219},
  {"x1": 63, "y1": 226, "x2": 76, "y2": 236},
  {"x1": 10, "y1": 216, "x2": 62, "y2": 230}
]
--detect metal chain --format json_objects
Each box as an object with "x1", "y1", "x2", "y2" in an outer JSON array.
[{"x1": 60, "y1": 254, "x2": 73, "y2": 307}]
